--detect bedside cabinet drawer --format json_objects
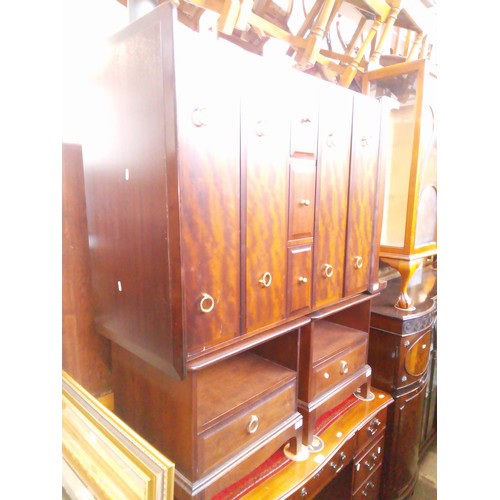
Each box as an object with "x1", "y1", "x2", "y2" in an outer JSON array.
[
  {"x1": 198, "y1": 381, "x2": 297, "y2": 476},
  {"x1": 352, "y1": 464, "x2": 382, "y2": 500},
  {"x1": 312, "y1": 342, "x2": 367, "y2": 399},
  {"x1": 356, "y1": 407, "x2": 387, "y2": 453},
  {"x1": 352, "y1": 435, "x2": 384, "y2": 492}
]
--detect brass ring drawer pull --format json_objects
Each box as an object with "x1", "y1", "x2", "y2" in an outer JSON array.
[
  {"x1": 354, "y1": 256, "x2": 363, "y2": 269},
  {"x1": 258, "y1": 272, "x2": 272, "y2": 288},
  {"x1": 322, "y1": 264, "x2": 334, "y2": 278},
  {"x1": 340, "y1": 360, "x2": 349, "y2": 375},
  {"x1": 192, "y1": 106, "x2": 209, "y2": 127},
  {"x1": 200, "y1": 293, "x2": 215, "y2": 313},
  {"x1": 300, "y1": 199, "x2": 311, "y2": 206},
  {"x1": 298, "y1": 276, "x2": 308, "y2": 284},
  {"x1": 247, "y1": 415, "x2": 259, "y2": 434},
  {"x1": 326, "y1": 133, "x2": 336, "y2": 148}
]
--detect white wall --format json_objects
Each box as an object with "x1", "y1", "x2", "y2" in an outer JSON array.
[{"x1": 63, "y1": 0, "x2": 128, "y2": 143}]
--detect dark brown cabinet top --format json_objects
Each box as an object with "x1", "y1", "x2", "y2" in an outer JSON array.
[{"x1": 312, "y1": 321, "x2": 368, "y2": 364}]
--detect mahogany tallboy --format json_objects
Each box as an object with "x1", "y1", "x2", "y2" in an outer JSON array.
[
  {"x1": 368, "y1": 265, "x2": 437, "y2": 499},
  {"x1": 82, "y1": 3, "x2": 393, "y2": 498}
]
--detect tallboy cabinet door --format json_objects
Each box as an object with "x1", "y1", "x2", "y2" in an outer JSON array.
[
  {"x1": 344, "y1": 94, "x2": 381, "y2": 297},
  {"x1": 313, "y1": 83, "x2": 353, "y2": 309},
  {"x1": 242, "y1": 71, "x2": 289, "y2": 333},
  {"x1": 174, "y1": 29, "x2": 241, "y2": 353}
]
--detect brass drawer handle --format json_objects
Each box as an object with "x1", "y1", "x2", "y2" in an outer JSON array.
[
  {"x1": 361, "y1": 481, "x2": 375, "y2": 496},
  {"x1": 298, "y1": 276, "x2": 308, "y2": 284},
  {"x1": 364, "y1": 460, "x2": 376, "y2": 471},
  {"x1": 367, "y1": 418, "x2": 381, "y2": 435},
  {"x1": 258, "y1": 272, "x2": 272, "y2": 288},
  {"x1": 300, "y1": 199, "x2": 311, "y2": 207},
  {"x1": 200, "y1": 293, "x2": 215, "y2": 313},
  {"x1": 192, "y1": 106, "x2": 210, "y2": 127},
  {"x1": 322, "y1": 264, "x2": 334, "y2": 278},
  {"x1": 247, "y1": 415, "x2": 259, "y2": 434},
  {"x1": 354, "y1": 256, "x2": 363, "y2": 269},
  {"x1": 340, "y1": 360, "x2": 349, "y2": 375}
]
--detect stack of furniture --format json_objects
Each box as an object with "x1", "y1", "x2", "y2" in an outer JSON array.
[
  {"x1": 368, "y1": 264, "x2": 436, "y2": 499},
  {"x1": 82, "y1": 3, "x2": 393, "y2": 498}
]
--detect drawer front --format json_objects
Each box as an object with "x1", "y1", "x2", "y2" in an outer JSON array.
[
  {"x1": 352, "y1": 464, "x2": 382, "y2": 500},
  {"x1": 198, "y1": 382, "x2": 296, "y2": 476},
  {"x1": 289, "y1": 437, "x2": 354, "y2": 499},
  {"x1": 289, "y1": 88, "x2": 319, "y2": 158},
  {"x1": 288, "y1": 160, "x2": 317, "y2": 240},
  {"x1": 353, "y1": 435, "x2": 385, "y2": 492},
  {"x1": 312, "y1": 342, "x2": 367, "y2": 399},
  {"x1": 356, "y1": 407, "x2": 387, "y2": 453},
  {"x1": 287, "y1": 245, "x2": 313, "y2": 315}
]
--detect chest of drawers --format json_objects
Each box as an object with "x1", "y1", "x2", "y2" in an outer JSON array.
[{"x1": 80, "y1": 3, "x2": 390, "y2": 497}]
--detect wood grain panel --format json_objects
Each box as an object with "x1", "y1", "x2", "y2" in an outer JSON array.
[
  {"x1": 175, "y1": 28, "x2": 241, "y2": 353},
  {"x1": 242, "y1": 75, "x2": 289, "y2": 333},
  {"x1": 62, "y1": 143, "x2": 111, "y2": 396},
  {"x1": 344, "y1": 94, "x2": 381, "y2": 297},
  {"x1": 405, "y1": 330, "x2": 431, "y2": 377},
  {"x1": 313, "y1": 83, "x2": 353, "y2": 309}
]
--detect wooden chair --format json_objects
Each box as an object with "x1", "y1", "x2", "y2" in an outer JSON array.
[
  {"x1": 285, "y1": 0, "x2": 391, "y2": 87},
  {"x1": 368, "y1": 0, "x2": 435, "y2": 70}
]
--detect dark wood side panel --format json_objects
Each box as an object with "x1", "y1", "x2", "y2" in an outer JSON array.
[
  {"x1": 174, "y1": 23, "x2": 241, "y2": 354},
  {"x1": 313, "y1": 83, "x2": 353, "y2": 309},
  {"x1": 82, "y1": 5, "x2": 184, "y2": 377},
  {"x1": 242, "y1": 72, "x2": 289, "y2": 333},
  {"x1": 111, "y1": 343, "x2": 196, "y2": 480},
  {"x1": 344, "y1": 94, "x2": 381, "y2": 297},
  {"x1": 367, "y1": 327, "x2": 400, "y2": 392},
  {"x1": 62, "y1": 143, "x2": 111, "y2": 396}
]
